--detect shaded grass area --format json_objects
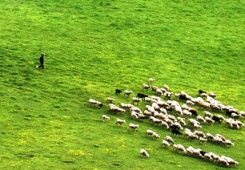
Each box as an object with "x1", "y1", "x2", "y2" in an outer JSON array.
[{"x1": 0, "y1": 0, "x2": 244, "y2": 169}]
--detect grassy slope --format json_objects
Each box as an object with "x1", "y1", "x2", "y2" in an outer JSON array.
[{"x1": 0, "y1": 0, "x2": 244, "y2": 169}]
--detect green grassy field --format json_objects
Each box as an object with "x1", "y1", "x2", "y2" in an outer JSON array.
[{"x1": 0, "y1": 0, "x2": 244, "y2": 169}]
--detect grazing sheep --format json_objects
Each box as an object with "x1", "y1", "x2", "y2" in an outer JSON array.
[
  {"x1": 115, "y1": 89, "x2": 122, "y2": 95},
  {"x1": 149, "y1": 78, "x2": 155, "y2": 83},
  {"x1": 156, "y1": 88, "x2": 164, "y2": 95},
  {"x1": 162, "y1": 140, "x2": 171, "y2": 147},
  {"x1": 115, "y1": 118, "x2": 126, "y2": 126},
  {"x1": 186, "y1": 100, "x2": 195, "y2": 106},
  {"x1": 132, "y1": 97, "x2": 142, "y2": 104},
  {"x1": 221, "y1": 156, "x2": 239, "y2": 166},
  {"x1": 151, "y1": 132, "x2": 160, "y2": 139},
  {"x1": 151, "y1": 86, "x2": 159, "y2": 92},
  {"x1": 131, "y1": 111, "x2": 139, "y2": 119},
  {"x1": 197, "y1": 115, "x2": 206, "y2": 123},
  {"x1": 204, "y1": 111, "x2": 213, "y2": 118},
  {"x1": 203, "y1": 153, "x2": 213, "y2": 161},
  {"x1": 217, "y1": 157, "x2": 229, "y2": 166},
  {"x1": 166, "y1": 135, "x2": 174, "y2": 144},
  {"x1": 205, "y1": 117, "x2": 215, "y2": 123},
  {"x1": 140, "y1": 149, "x2": 150, "y2": 157},
  {"x1": 136, "y1": 93, "x2": 148, "y2": 100},
  {"x1": 173, "y1": 144, "x2": 186, "y2": 153},
  {"x1": 171, "y1": 129, "x2": 182, "y2": 136},
  {"x1": 187, "y1": 132, "x2": 199, "y2": 140},
  {"x1": 102, "y1": 115, "x2": 110, "y2": 122},
  {"x1": 212, "y1": 115, "x2": 222, "y2": 123},
  {"x1": 129, "y1": 123, "x2": 139, "y2": 131},
  {"x1": 107, "y1": 97, "x2": 115, "y2": 103},
  {"x1": 130, "y1": 106, "x2": 142, "y2": 114},
  {"x1": 146, "y1": 129, "x2": 154, "y2": 136},
  {"x1": 198, "y1": 101, "x2": 211, "y2": 109},
  {"x1": 198, "y1": 89, "x2": 206, "y2": 94},
  {"x1": 209, "y1": 92, "x2": 217, "y2": 98},
  {"x1": 174, "y1": 105, "x2": 183, "y2": 115},
  {"x1": 183, "y1": 109, "x2": 192, "y2": 116},
  {"x1": 161, "y1": 121, "x2": 169, "y2": 129},
  {"x1": 206, "y1": 133, "x2": 214, "y2": 140},
  {"x1": 194, "y1": 130, "x2": 205, "y2": 138},
  {"x1": 124, "y1": 90, "x2": 133, "y2": 96},
  {"x1": 188, "y1": 108, "x2": 198, "y2": 116},
  {"x1": 143, "y1": 84, "x2": 151, "y2": 90},
  {"x1": 223, "y1": 140, "x2": 234, "y2": 147},
  {"x1": 239, "y1": 111, "x2": 245, "y2": 117},
  {"x1": 193, "y1": 123, "x2": 202, "y2": 129},
  {"x1": 164, "y1": 91, "x2": 172, "y2": 100},
  {"x1": 231, "y1": 112, "x2": 240, "y2": 119},
  {"x1": 145, "y1": 97, "x2": 154, "y2": 103},
  {"x1": 163, "y1": 84, "x2": 170, "y2": 90},
  {"x1": 199, "y1": 137, "x2": 207, "y2": 143},
  {"x1": 146, "y1": 105, "x2": 155, "y2": 113},
  {"x1": 143, "y1": 110, "x2": 152, "y2": 117},
  {"x1": 88, "y1": 99, "x2": 103, "y2": 108},
  {"x1": 109, "y1": 104, "x2": 126, "y2": 113},
  {"x1": 120, "y1": 103, "x2": 133, "y2": 110},
  {"x1": 177, "y1": 117, "x2": 186, "y2": 126}
]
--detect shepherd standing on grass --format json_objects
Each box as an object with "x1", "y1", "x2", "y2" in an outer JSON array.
[{"x1": 37, "y1": 53, "x2": 45, "y2": 69}]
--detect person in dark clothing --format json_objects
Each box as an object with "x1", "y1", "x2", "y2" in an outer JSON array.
[{"x1": 38, "y1": 53, "x2": 45, "y2": 69}]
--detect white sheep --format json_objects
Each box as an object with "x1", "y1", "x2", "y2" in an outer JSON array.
[
  {"x1": 140, "y1": 149, "x2": 149, "y2": 157},
  {"x1": 206, "y1": 133, "x2": 214, "y2": 140},
  {"x1": 130, "y1": 106, "x2": 142, "y2": 114},
  {"x1": 163, "y1": 84, "x2": 169, "y2": 90},
  {"x1": 209, "y1": 92, "x2": 217, "y2": 98},
  {"x1": 203, "y1": 153, "x2": 213, "y2": 161},
  {"x1": 197, "y1": 115, "x2": 206, "y2": 123},
  {"x1": 124, "y1": 90, "x2": 133, "y2": 96},
  {"x1": 149, "y1": 78, "x2": 155, "y2": 83},
  {"x1": 143, "y1": 84, "x2": 151, "y2": 90},
  {"x1": 115, "y1": 118, "x2": 126, "y2": 126},
  {"x1": 102, "y1": 115, "x2": 110, "y2": 122},
  {"x1": 156, "y1": 88, "x2": 164, "y2": 95},
  {"x1": 199, "y1": 137, "x2": 207, "y2": 143},
  {"x1": 183, "y1": 109, "x2": 192, "y2": 116},
  {"x1": 88, "y1": 99, "x2": 103, "y2": 108},
  {"x1": 88, "y1": 99, "x2": 99, "y2": 105},
  {"x1": 186, "y1": 100, "x2": 195, "y2": 106},
  {"x1": 166, "y1": 135, "x2": 174, "y2": 144},
  {"x1": 145, "y1": 129, "x2": 154, "y2": 136},
  {"x1": 162, "y1": 140, "x2": 171, "y2": 147},
  {"x1": 151, "y1": 132, "x2": 160, "y2": 139},
  {"x1": 132, "y1": 97, "x2": 142, "y2": 104},
  {"x1": 194, "y1": 130, "x2": 205, "y2": 138},
  {"x1": 129, "y1": 123, "x2": 139, "y2": 131},
  {"x1": 131, "y1": 111, "x2": 139, "y2": 119},
  {"x1": 204, "y1": 111, "x2": 213, "y2": 117},
  {"x1": 173, "y1": 144, "x2": 186, "y2": 153},
  {"x1": 145, "y1": 97, "x2": 153, "y2": 103},
  {"x1": 205, "y1": 116, "x2": 215, "y2": 123},
  {"x1": 107, "y1": 97, "x2": 115, "y2": 103},
  {"x1": 223, "y1": 140, "x2": 234, "y2": 146},
  {"x1": 161, "y1": 121, "x2": 169, "y2": 129},
  {"x1": 177, "y1": 117, "x2": 186, "y2": 126}
]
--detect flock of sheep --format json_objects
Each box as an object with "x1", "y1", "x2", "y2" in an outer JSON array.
[{"x1": 88, "y1": 78, "x2": 244, "y2": 167}]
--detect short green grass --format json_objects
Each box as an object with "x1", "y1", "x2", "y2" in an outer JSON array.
[{"x1": 0, "y1": 0, "x2": 244, "y2": 169}]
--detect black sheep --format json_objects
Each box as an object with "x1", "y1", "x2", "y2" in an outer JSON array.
[
  {"x1": 212, "y1": 116, "x2": 222, "y2": 123},
  {"x1": 115, "y1": 89, "x2": 122, "y2": 95},
  {"x1": 136, "y1": 93, "x2": 148, "y2": 100},
  {"x1": 198, "y1": 89, "x2": 206, "y2": 94},
  {"x1": 171, "y1": 129, "x2": 182, "y2": 136}
]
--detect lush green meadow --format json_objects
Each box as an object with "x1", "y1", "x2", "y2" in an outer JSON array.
[{"x1": 0, "y1": 0, "x2": 244, "y2": 169}]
